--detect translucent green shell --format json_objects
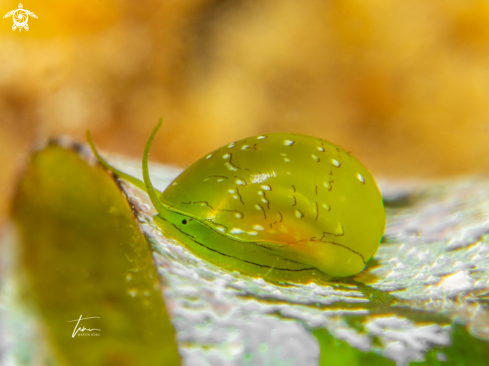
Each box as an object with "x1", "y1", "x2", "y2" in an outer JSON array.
[{"x1": 87, "y1": 120, "x2": 385, "y2": 283}]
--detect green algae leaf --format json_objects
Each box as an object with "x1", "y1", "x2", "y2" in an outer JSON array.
[
  {"x1": 313, "y1": 328, "x2": 394, "y2": 366},
  {"x1": 422, "y1": 324, "x2": 489, "y2": 366},
  {"x1": 314, "y1": 320, "x2": 489, "y2": 366},
  {"x1": 10, "y1": 142, "x2": 180, "y2": 366}
]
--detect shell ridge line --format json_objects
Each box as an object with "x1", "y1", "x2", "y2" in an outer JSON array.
[
  {"x1": 273, "y1": 211, "x2": 283, "y2": 225},
  {"x1": 234, "y1": 176, "x2": 249, "y2": 186},
  {"x1": 181, "y1": 200, "x2": 213, "y2": 209},
  {"x1": 326, "y1": 179, "x2": 334, "y2": 191},
  {"x1": 313, "y1": 239, "x2": 366, "y2": 265},
  {"x1": 158, "y1": 217, "x2": 316, "y2": 272},
  {"x1": 206, "y1": 218, "x2": 229, "y2": 233},
  {"x1": 262, "y1": 191, "x2": 271, "y2": 210},
  {"x1": 318, "y1": 226, "x2": 344, "y2": 239},
  {"x1": 264, "y1": 235, "x2": 366, "y2": 266},
  {"x1": 180, "y1": 201, "x2": 244, "y2": 218},
  {"x1": 235, "y1": 186, "x2": 245, "y2": 204},
  {"x1": 227, "y1": 153, "x2": 243, "y2": 171},
  {"x1": 256, "y1": 204, "x2": 267, "y2": 219}
]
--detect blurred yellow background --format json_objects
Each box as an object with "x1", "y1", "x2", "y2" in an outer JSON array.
[{"x1": 2, "y1": 0, "x2": 489, "y2": 226}]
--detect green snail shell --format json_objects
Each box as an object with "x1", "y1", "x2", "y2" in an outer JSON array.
[{"x1": 87, "y1": 120, "x2": 385, "y2": 283}]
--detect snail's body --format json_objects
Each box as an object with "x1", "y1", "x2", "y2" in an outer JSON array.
[{"x1": 87, "y1": 120, "x2": 385, "y2": 283}]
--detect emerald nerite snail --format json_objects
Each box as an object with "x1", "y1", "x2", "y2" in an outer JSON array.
[{"x1": 87, "y1": 120, "x2": 385, "y2": 283}]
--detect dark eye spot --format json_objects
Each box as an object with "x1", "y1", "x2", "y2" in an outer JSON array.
[{"x1": 182, "y1": 219, "x2": 188, "y2": 225}]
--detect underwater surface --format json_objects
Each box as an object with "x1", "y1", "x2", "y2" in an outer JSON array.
[{"x1": 1, "y1": 140, "x2": 489, "y2": 366}]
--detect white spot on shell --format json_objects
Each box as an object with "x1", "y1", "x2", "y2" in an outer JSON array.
[
  {"x1": 280, "y1": 153, "x2": 287, "y2": 157},
  {"x1": 283, "y1": 140, "x2": 294, "y2": 146},
  {"x1": 295, "y1": 210, "x2": 304, "y2": 218},
  {"x1": 284, "y1": 158, "x2": 291, "y2": 162},
  {"x1": 258, "y1": 191, "x2": 263, "y2": 196},
  {"x1": 286, "y1": 172, "x2": 291, "y2": 175},
  {"x1": 206, "y1": 154, "x2": 214, "y2": 159},
  {"x1": 216, "y1": 226, "x2": 226, "y2": 233},
  {"x1": 312, "y1": 154, "x2": 318, "y2": 160},
  {"x1": 242, "y1": 145, "x2": 250, "y2": 150},
  {"x1": 261, "y1": 185, "x2": 271, "y2": 190},
  {"x1": 217, "y1": 178, "x2": 224, "y2": 182},
  {"x1": 235, "y1": 212, "x2": 243, "y2": 219},
  {"x1": 322, "y1": 203, "x2": 330, "y2": 210},
  {"x1": 128, "y1": 289, "x2": 138, "y2": 297},
  {"x1": 317, "y1": 147, "x2": 325, "y2": 152},
  {"x1": 223, "y1": 153, "x2": 230, "y2": 159},
  {"x1": 171, "y1": 182, "x2": 178, "y2": 186},
  {"x1": 233, "y1": 195, "x2": 239, "y2": 200},
  {"x1": 236, "y1": 178, "x2": 246, "y2": 185},
  {"x1": 331, "y1": 159, "x2": 340, "y2": 167},
  {"x1": 257, "y1": 135, "x2": 267, "y2": 139},
  {"x1": 228, "y1": 189, "x2": 236, "y2": 194},
  {"x1": 200, "y1": 203, "x2": 206, "y2": 206},
  {"x1": 225, "y1": 163, "x2": 238, "y2": 171},
  {"x1": 250, "y1": 172, "x2": 275, "y2": 184},
  {"x1": 228, "y1": 142, "x2": 236, "y2": 148},
  {"x1": 255, "y1": 204, "x2": 262, "y2": 210},
  {"x1": 261, "y1": 199, "x2": 268, "y2": 204},
  {"x1": 248, "y1": 231, "x2": 258, "y2": 235},
  {"x1": 230, "y1": 228, "x2": 244, "y2": 234},
  {"x1": 357, "y1": 173, "x2": 365, "y2": 184},
  {"x1": 323, "y1": 181, "x2": 331, "y2": 189},
  {"x1": 253, "y1": 225, "x2": 264, "y2": 231}
]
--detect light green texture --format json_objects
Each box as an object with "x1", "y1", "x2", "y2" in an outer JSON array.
[
  {"x1": 313, "y1": 320, "x2": 489, "y2": 366},
  {"x1": 10, "y1": 142, "x2": 181, "y2": 366},
  {"x1": 313, "y1": 327, "x2": 395, "y2": 366},
  {"x1": 89, "y1": 120, "x2": 385, "y2": 282}
]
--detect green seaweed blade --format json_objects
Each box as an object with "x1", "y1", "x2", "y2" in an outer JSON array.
[{"x1": 10, "y1": 143, "x2": 180, "y2": 366}]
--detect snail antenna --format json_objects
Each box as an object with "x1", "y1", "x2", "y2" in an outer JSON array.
[
  {"x1": 142, "y1": 118, "x2": 168, "y2": 214},
  {"x1": 86, "y1": 129, "x2": 156, "y2": 193}
]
